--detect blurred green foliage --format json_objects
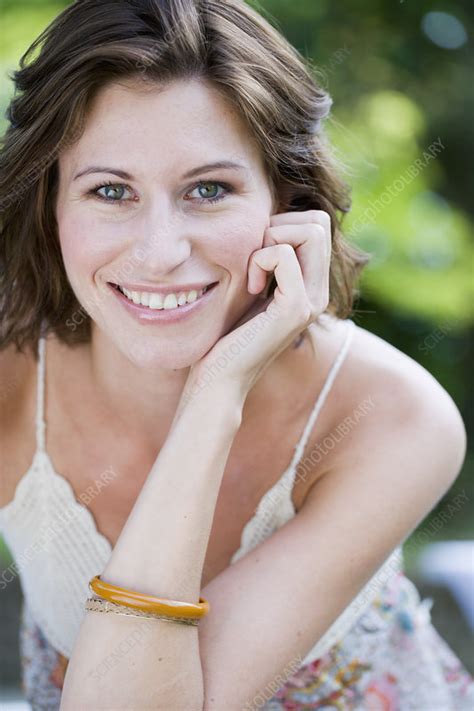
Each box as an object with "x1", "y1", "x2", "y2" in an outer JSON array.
[{"x1": 0, "y1": 0, "x2": 472, "y2": 565}]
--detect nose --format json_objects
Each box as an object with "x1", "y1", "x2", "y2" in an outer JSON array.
[{"x1": 133, "y1": 203, "x2": 192, "y2": 274}]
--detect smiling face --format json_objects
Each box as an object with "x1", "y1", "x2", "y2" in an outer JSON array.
[{"x1": 55, "y1": 77, "x2": 277, "y2": 370}]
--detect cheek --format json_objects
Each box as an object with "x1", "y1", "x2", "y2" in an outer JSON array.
[
  {"x1": 58, "y1": 212, "x2": 120, "y2": 284},
  {"x1": 205, "y1": 212, "x2": 267, "y2": 272}
]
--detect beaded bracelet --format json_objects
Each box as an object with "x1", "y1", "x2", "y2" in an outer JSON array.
[
  {"x1": 88, "y1": 575, "x2": 210, "y2": 621},
  {"x1": 85, "y1": 597, "x2": 200, "y2": 625}
]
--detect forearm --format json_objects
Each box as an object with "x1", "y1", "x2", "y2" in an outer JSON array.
[{"x1": 60, "y1": 386, "x2": 244, "y2": 710}]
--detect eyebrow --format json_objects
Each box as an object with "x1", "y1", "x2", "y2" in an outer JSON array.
[{"x1": 72, "y1": 161, "x2": 247, "y2": 182}]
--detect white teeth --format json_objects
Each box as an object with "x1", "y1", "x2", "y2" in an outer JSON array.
[
  {"x1": 149, "y1": 292, "x2": 163, "y2": 309},
  {"x1": 163, "y1": 293, "x2": 178, "y2": 310},
  {"x1": 120, "y1": 285, "x2": 207, "y2": 310}
]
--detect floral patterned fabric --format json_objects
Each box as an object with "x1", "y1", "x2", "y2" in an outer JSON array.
[
  {"x1": 19, "y1": 571, "x2": 474, "y2": 710},
  {"x1": 19, "y1": 600, "x2": 67, "y2": 710},
  {"x1": 260, "y1": 571, "x2": 474, "y2": 710}
]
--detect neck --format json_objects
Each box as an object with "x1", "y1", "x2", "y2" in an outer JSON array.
[
  {"x1": 88, "y1": 326, "x2": 192, "y2": 447},
  {"x1": 84, "y1": 324, "x2": 316, "y2": 450}
]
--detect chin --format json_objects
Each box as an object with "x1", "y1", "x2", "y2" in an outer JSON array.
[
  {"x1": 92, "y1": 299, "x2": 230, "y2": 370},
  {"x1": 119, "y1": 333, "x2": 218, "y2": 372}
]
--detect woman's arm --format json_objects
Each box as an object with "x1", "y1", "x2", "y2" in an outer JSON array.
[
  {"x1": 60, "y1": 383, "x2": 244, "y2": 711},
  {"x1": 196, "y1": 366, "x2": 467, "y2": 710}
]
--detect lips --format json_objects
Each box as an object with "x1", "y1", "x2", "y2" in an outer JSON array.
[{"x1": 107, "y1": 279, "x2": 220, "y2": 324}]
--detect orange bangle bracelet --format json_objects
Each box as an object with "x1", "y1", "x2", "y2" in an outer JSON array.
[{"x1": 89, "y1": 575, "x2": 210, "y2": 619}]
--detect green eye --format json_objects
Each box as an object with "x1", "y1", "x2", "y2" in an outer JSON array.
[
  {"x1": 191, "y1": 180, "x2": 234, "y2": 204},
  {"x1": 88, "y1": 179, "x2": 234, "y2": 207},
  {"x1": 96, "y1": 183, "x2": 132, "y2": 202},
  {"x1": 98, "y1": 185, "x2": 129, "y2": 200},
  {"x1": 89, "y1": 181, "x2": 134, "y2": 206},
  {"x1": 197, "y1": 182, "x2": 220, "y2": 199}
]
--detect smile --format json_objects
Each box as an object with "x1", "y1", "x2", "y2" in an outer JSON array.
[
  {"x1": 115, "y1": 283, "x2": 213, "y2": 310},
  {"x1": 107, "y1": 281, "x2": 220, "y2": 325}
]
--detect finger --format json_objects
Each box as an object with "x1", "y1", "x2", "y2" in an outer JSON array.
[
  {"x1": 248, "y1": 243, "x2": 307, "y2": 306},
  {"x1": 270, "y1": 209, "x2": 331, "y2": 235},
  {"x1": 262, "y1": 223, "x2": 331, "y2": 303},
  {"x1": 249, "y1": 211, "x2": 330, "y2": 295}
]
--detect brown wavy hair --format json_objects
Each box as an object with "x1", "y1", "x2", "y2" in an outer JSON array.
[{"x1": 0, "y1": 0, "x2": 370, "y2": 357}]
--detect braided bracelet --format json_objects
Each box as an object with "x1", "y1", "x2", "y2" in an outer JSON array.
[{"x1": 85, "y1": 597, "x2": 200, "y2": 625}]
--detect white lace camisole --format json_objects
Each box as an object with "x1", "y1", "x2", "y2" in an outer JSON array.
[{"x1": 0, "y1": 319, "x2": 403, "y2": 664}]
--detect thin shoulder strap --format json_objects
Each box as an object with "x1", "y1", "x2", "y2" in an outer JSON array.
[
  {"x1": 285, "y1": 319, "x2": 356, "y2": 486},
  {"x1": 36, "y1": 336, "x2": 46, "y2": 452}
]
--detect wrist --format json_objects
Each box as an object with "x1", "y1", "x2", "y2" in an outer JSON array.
[{"x1": 173, "y1": 379, "x2": 245, "y2": 431}]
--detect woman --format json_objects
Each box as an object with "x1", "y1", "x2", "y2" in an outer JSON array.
[{"x1": 0, "y1": 1, "x2": 472, "y2": 708}]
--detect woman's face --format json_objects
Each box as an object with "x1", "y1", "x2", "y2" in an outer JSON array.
[{"x1": 55, "y1": 77, "x2": 277, "y2": 370}]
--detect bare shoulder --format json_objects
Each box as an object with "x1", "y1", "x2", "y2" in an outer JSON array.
[{"x1": 317, "y1": 319, "x2": 467, "y2": 483}]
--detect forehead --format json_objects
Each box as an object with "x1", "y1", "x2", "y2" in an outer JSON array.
[{"x1": 61, "y1": 78, "x2": 261, "y2": 175}]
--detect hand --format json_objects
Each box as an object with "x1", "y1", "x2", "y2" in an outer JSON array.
[{"x1": 182, "y1": 209, "x2": 332, "y2": 405}]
